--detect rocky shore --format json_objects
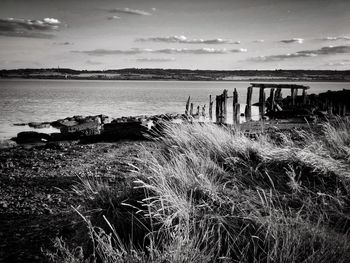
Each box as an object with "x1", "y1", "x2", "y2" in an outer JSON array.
[
  {"x1": 0, "y1": 140, "x2": 155, "y2": 262},
  {"x1": 8, "y1": 113, "x2": 188, "y2": 146}
]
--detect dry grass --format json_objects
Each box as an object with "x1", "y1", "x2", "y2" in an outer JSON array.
[{"x1": 48, "y1": 117, "x2": 350, "y2": 263}]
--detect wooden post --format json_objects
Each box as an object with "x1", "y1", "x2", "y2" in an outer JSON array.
[
  {"x1": 222, "y1": 89, "x2": 228, "y2": 124},
  {"x1": 196, "y1": 105, "x2": 200, "y2": 116},
  {"x1": 302, "y1": 89, "x2": 307, "y2": 105},
  {"x1": 245, "y1": 86, "x2": 253, "y2": 121},
  {"x1": 259, "y1": 87, "x2": 266, "y2": 119},
  {"x1": 185, "y1": 96, "x2": 190, "y2": 115},
  {"x1": 269, "y1": 88, "x2": 275, "y2": 112},
  {"x1": 327, "y1": 100, "x2": 333, "y2": 115},
  {"x1": 202, "y1": 105, "x2": 206, "y2": 117},
  {"x1": 275, "y1": 88, "x2": 282, "y2": 101},
  {"x1": 337, "y1": 103, "x2": 342, "y2": 115},
  {"x1": 209, "y1": 95, "x2": 213, "y2": 121},
  {"x1": 190, "y1": 103, "x2": 194, "y2": 116},
  {"x1": 233, "y1": 88, "x2": 240, "y2": 125},
  {"x1": 342, "y1": 104, "x2": 347, "y2": 116},
  {"x1": 291, "y1": 88, "x2": 296, "y2": 106},
  {"x1": 215, "y1": 95, "x2": 220, "y2": 123}
]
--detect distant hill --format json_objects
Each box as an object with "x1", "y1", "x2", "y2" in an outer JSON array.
[{"x1": 1, "y1": 68, "x2": 350, "y2": 81}]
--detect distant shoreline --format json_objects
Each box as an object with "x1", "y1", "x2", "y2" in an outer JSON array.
[
  {"x1": 1, "y1": 77, "x2": 350, "y2": 82},
  {"x1": 1, "y1": 68, "x2": 350, "y2": 82}
]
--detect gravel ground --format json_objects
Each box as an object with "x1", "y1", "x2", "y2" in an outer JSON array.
[{"x1": 0, "y1": 140, "x2": 152, "y2": 262}]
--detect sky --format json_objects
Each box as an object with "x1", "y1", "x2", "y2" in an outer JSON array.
[{"x1": 0, "y1": 0, "x2": 350, "y2": 70}]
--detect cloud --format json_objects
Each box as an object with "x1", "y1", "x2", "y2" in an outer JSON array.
[
  {"x1": 136, "y1": 35, "x2": 240, "y2": 44},
  {"x1": 253, "y1": 39, "x2": 265, "y2": 43},
  {"x1": 280, "y1": 38, "x2": 304, "y2": 44},
  {"x1": 325, "y1": 59, "x2": 350, "y2": 66},
  {"x1": 109, "y1": 8, "x2": 151, "y2": 16},
  {"x1": 54, "y1": 41, "x2": 73, "y2": 45},
  {"x1": 136, "y1": 57, "x2": 175, "y2": 62},
  {"x1": 321, "y1": 36, "x2": 350, "y2": 41},
  {"x1": 251, "y1": 45, "x2": 350, "y2": 62},
  {"x1": 107, "y1": 15, "x2": 121, "y2": 20},
  {"x1": 86, "y1": 60, "x2": 103, "y2": 65},
  {"x1": 0, "y1": 17, "x2": 61, "y2": 38},
  {"x1": 73, "y1": 47, "x2": 247, "y2": 56}
]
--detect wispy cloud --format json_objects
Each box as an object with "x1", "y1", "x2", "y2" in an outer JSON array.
[
  {"x1": 107, "y1": 15, "x2": 121, "y2": 20},
  {"x1": 136, "y1": 57, "x2": 175, "y2": 62},
  {"x1": 325, "y1": 59, "x2": 350, "y2": 66},
  {"x1": 136, "y1": 35, "x2": 240, "y2": 44},
  {"x1": 54, "y1": 41, "x2": 73, "y2": 45},
  {"x1": 321, "y1": 36, "x2": 350, "y2": 41},
  {"x1": 72, "y1": 47, "x2": 247, "y2": 56},
  {"x1": 109, "y1": 8, "x2": 152, "y2": 16},
  {"x1": 0, "y1": 17, "x2": 61, "y2": 38},
  {"x1": 280, "y1": 38, "x2": 304, "y2": 44},
  {"x1": 86, "y1": 60, "x2": 103, "y2": 65},
  {"x1": 251, "y1": 45, "x2": 350, "y2": 62},
  {"x1": 253, "y1": 39, "x2": 265, "y2": 43}
]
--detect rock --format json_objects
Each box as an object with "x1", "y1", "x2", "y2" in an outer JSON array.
[
  {"x1": 28, "y1": 122, "x2": 51, "y2": 129},
  {"x1": 0, "y1": 139, "x2": 17, "y2": 149},
  {"x1": 13, "y1": 123, "x2": 26, "y2": 126},
  {"x1": 15, "y1": 131, "x2": 51, "y2": 144}
]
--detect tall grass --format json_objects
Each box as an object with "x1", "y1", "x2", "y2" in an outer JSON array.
[{"x1": 49, "y1": 118, "x2": 350, "y2": 262}]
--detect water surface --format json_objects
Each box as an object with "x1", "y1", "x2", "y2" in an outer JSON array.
[{"x1": 0, "y1": 79, "x2": 349, "y2": 139}]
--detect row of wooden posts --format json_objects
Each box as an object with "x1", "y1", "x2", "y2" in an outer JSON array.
[{"x1": 185, "y1": 84, "x2": 347, "y2": 125}]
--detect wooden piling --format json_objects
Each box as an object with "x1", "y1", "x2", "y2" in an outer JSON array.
[
  {"x1": 291, "y1": 88, "x2": 296, "y2": 106},
  {"x1": 259, "y1": 87, "x2": 266, "y2": 119},
  {"x1": 215, "y1": 95, "x2": 220, "y2": 123},
  {"x1": 327, "y1": 100, "x2": 333, "y2": 115},
  {"x1": 233, "y1": 88, "x2": 240, "y2": 125},
  {"x1": 209, "y1": 95, "x2": 213, "y2": 121},
  {"x1": 202, "y1": 105, "x2": 206, "y2": 117},
  {"x1": 196, "y1": 105, "x2": 200, "y2": 116},
  {"x1": 275, "y1": 88, "x2": 282, "y2": 101},
  {"x1": 269, "y1": 88, "x2": 275, "y2": 112},
  {"x1": 190, "y1": 103, "x2": 194, "y2": 116},
  {"x1": 185, "y1": 96, "x2": 190, "y2": 115},
  {"x1": 245, "y1": 86, "x2": 253, "y2": 121},
  {"x1": 222, "y1": 89, "x2": 228, "y2": 123},
  {"x1": 302, "y1": 89, "x2": 307, "y2": 105}
]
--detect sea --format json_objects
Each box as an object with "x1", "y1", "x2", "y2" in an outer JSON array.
[{"x1": 0, "y1": 79, "x2": 349, "y2": 140}]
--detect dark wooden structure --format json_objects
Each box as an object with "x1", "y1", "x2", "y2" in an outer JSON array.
[{"x1": 185, "y1": 83, "x2": 348, "y2": 126}]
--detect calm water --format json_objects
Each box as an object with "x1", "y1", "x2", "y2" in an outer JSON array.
[{"x1": 0, "y1": 79, "x2": 349, "y2": 139}]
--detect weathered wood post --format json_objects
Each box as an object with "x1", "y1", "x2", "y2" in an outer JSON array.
[
  {"x1": 190, "y1": 103, "x2": 194, "y2": 116},
  {"x1": 185, "y1": 96, "x2": 190, "y2": 115},
  {"x1": 291, "y1": 87, "x2": 296, "y2": 106},
  {"x1": 202, "y1": 105, "x2": 206, "y2": 117},
  {"x1": 275, "y1": 88, "x2": 282, "y2": 101},
  {"x1": 302, "y1": 89, "x2": 307, "y2": 105},
  {"x1": 259, "y1": 87, "x2": 266, "y2": 119},
  {"x1": 215, "y1": 95, "x2": 220, "y2": 123},
  {"x1": 222, "y1": 89, "x2": 228, "y2": 123},
  {"x1": 245, "y1": 86, "x2": 253, "y2": 121},
  {"x1": 196, "y1": 105, "x2": 200, "y2": 116},
  {"x1": 342, "y1": 104, "x2": 347, "y2": 116},
  {"x1": 269, "y1": 88, "x2": 275, "y2": 112},
  {"x1": 233, "y1": 88, "x2": 240, "y2": 125},
  {"x1": 327, "y1": 100, "x2": 333, "y2": 115},
  {"x1": 209, "y1": 95, "x2": 213, "y2": 121}
]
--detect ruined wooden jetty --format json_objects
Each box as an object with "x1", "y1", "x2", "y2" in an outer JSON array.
[{"x1": 184, "y1": 83, "x2": 348, "y2": 127}]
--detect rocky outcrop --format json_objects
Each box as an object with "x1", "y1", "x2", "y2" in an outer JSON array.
[{"x1": 15, "y1": 132, "x2": 51, "y2": 144}]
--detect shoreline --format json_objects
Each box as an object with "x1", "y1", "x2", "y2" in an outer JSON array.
[{"x1": 2, "y1": 77, "x2": 350, "y2": 82}]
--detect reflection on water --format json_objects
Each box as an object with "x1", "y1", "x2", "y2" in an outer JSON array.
[{"x1": 0, "y1": 79, "x2": 348, "y2": 139}]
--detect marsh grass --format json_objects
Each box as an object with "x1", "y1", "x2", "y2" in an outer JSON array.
[{"x1": 49, "y1": 117, "x2": 350, "y2": 262}]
